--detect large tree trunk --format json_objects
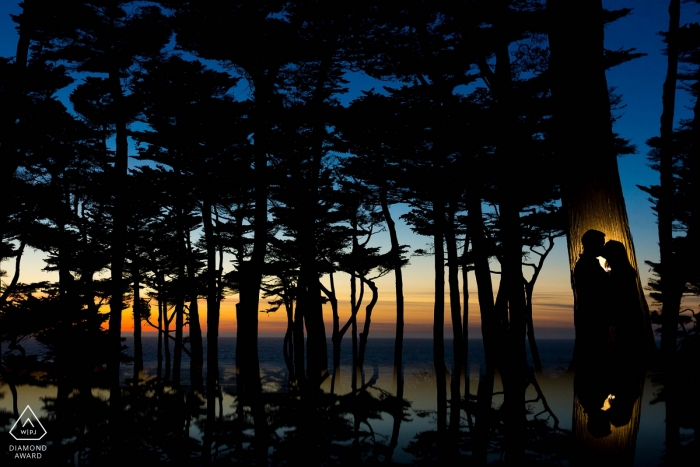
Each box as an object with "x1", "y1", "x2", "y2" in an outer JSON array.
[
  {"x1": 491, "y1": 5, "x2": 528, "y2": 458},
  {"x1": 548, "y1": 0, "x2": 653, "y2": 354},
  {"x1": 548, "y1": 0, "x2": 652, "y2": 461}
]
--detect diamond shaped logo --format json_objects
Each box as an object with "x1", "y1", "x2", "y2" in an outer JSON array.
[{"x1": 9, "y1": 406, "x2": 47, "y2": 441}]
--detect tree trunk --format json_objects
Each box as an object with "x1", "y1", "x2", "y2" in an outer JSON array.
[
  {"x1": 445, "y1": 204, "x2": 464, "y2": 437},
  {"x1": 467, "y1": 189, "x2": 498, "y2": 465},
  {"x1": 525, "y1": 282, "x2": 543, "y2": 373},
  {"x1": 186, "y1": 229, "x2": 204, "y2": 392},
  {"x1": 172, "y1": 259, "x2": 185, "y2": 389},
  {"x1": 322, "y1": 275, "x2": 341, "y2": 393},
  {"x1": 432, "y1": 200, "x2": 448, "y2": 439},
  {"x1": 107, "y1": 69, "x2": 128, "y2": 450},
  {"x1": 548, "y1": 1, "x2": 651, "y2": 461},
  {"x1": 157, "y1": 293, "x2": 163, "y2": 381},
  {"x1": 548, "y1": 0, "x2": 653, "y2": 356},
  {"x1": 132, "y1": 255, "x2": 143, "y2": 383},
  {"x1": 490, "y1": 5, "x2": 528, "y2": 458},
  {"x1": 164, "y1": 306, "x2": 171, "y2": 382},
  {"x1": 357, "y1": 277, "x2": 378, "y2": 373},
  {"x1": 0, "y1": 240, "x2": 25, "y2": 304},
  {"x1": 658, "y1": 0, "x2": 682, "y2": 365},
  {"x1": 235, "y1": 75, "x2": 267, "y2": 400},
  {"x1": 658, "y1": 2, "x2": 682, "y2": 461},
  {"x1": 380, "y1": 185, "x2": 405, "y2": 394},
  {"x1": 202, "y1": 199, "x2": 220, "y2": 459}
]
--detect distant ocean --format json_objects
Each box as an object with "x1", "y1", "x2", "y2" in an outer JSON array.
[{"x1": 121, "y1": 336, "x2": 576, "y2": 389}]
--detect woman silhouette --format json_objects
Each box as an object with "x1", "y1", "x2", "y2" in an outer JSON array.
[{"x1": 603, "y1": 241, "x2": 643, "y2": 356}]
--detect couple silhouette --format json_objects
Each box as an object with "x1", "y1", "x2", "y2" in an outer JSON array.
[
  {"x1": 573, "y1": 229, "x2": 641, "y2": 353},
  {"x1": 572, "y1": 229, "x2": 645, "y2": 439}
]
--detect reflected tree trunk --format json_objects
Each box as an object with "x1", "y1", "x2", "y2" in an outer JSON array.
[{"x1": 571, "y1": 364, "x2": 645, "y2": 466}]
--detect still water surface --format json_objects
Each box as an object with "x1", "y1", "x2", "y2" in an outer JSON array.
[{"x1": 0, "y1": 337, "x2": 667, "y2": 464}]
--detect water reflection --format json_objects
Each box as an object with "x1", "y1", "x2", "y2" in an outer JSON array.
[
  {"x1": 0, "y1": 339, "x2": 671, "y2": 465},
  {"x1": 571, "y1": 327, "x2": 648, "y2": 466}
]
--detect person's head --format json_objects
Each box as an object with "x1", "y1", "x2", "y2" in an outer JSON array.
[
  {"x1": 604, "y1": 240, "x2": 631, "y2": 270},
  {"x1": 581, "y1": 230, "x2": 605, "y2": 257}
]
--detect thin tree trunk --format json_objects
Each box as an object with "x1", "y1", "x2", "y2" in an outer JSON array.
[
  {"x1": 321, "y1": 275, "x2": 340, "y2": 393},
  {"x1": 357, "y1": 277, "x2": 378, "y2": 373},
  {"x1": 461, "y1": 243, "x2": 474, "y2": 432},
  {"x1": 132, "y1": 255, "x2": 143, "y2": 383},
  {"x1": 186, "y1": 229, "x2": 204, "y2": 392},
  {"x1": 381, "y1": 184, "x2": 407, "y2": 463},
  {"x1": 659, "y1": 0, "x2": 682, "y2": 366},
  {"x1": 172, "y1": 261, "x2": 185, "y2": 389},
  {"x1": 525, "y1": 283, "x2": 543, "y2": 373},
  {"x1": 282, "y1": 280, "x2": 296, "y2": 385},
  {"x1": 380, "y1": 185, "x2": 405, "y2": 394},
  {"x1": 0, "y1": 240, "x2": 25, "y2": 304},
  {"x1": 157, "y1": 294, "x2": 164, "y2": 381},
  {"x1": 107, "y1": 69, "x2": 128, "y2": 442},
  {"x1": 467, "y1": 190, "x2": 498, "y2": 465},
  {"x1": 445, "y1": 204, "x2": 464, "y2": 437},
  {"x1": 164, "y1": 306, "x2": 172, "y2": 382},
  {"x1": 202, "y1": 199, "x2": 220, "y2": 462},
  {"x1": 524, "y1": 237, "x2": 556, "y2": 374},
  {"x1": 432, "y1": 200, "x2": 448, "y2": 439}
]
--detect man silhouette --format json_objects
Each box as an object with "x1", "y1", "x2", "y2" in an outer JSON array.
[{"x1": 573, "y1": 229, "x2": 609, "y2": 354}]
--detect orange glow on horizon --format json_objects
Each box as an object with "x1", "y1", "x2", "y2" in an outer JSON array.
[{"x1": 117, "y1": 290, "x2": 579, "y2": 339}]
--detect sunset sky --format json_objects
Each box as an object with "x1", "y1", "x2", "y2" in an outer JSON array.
[{"x1": 1, "y1": 0, "x2": 695, "y2": 339}]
